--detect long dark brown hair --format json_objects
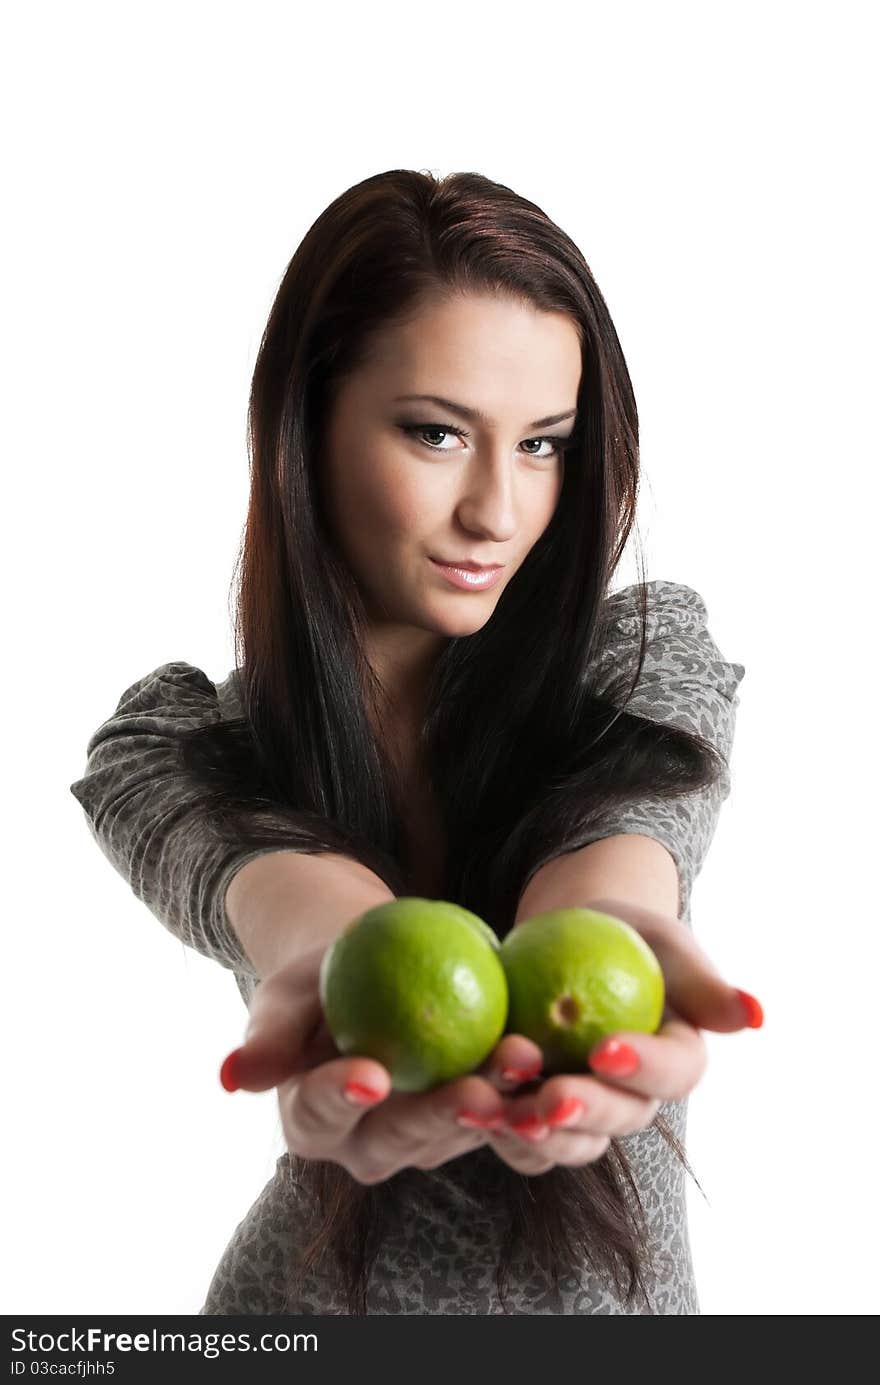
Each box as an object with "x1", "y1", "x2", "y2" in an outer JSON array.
[{"x1": 178, "y1": 169, "x2": 724, "y2": 1314}]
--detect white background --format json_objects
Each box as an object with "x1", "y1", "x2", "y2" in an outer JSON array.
[{"x1": 4, "y1": 1, "x2": 878, "y2": 1317}]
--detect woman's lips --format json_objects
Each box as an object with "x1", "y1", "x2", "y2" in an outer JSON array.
[{"x1": 429, "y1": 558, "x2": 505, "y2": 591}]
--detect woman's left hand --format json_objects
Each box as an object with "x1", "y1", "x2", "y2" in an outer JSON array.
[{"x1": 474, "y1": 896, "x2": 763, "y2": 1175}]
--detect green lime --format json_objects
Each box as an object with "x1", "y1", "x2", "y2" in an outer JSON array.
[
  {"x1": 319, "y1": 898, "x2": 509, "y2": 1092},
  {"x1": 499, "y1": 907, "x2": 664, "y2": 1074}
]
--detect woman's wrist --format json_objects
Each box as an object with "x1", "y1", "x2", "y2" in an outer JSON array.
[{"x1": 225, "y1": 849, "x2": 394, "y2": 979}]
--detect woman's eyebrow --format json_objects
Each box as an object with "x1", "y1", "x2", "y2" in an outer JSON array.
[{"x1": 393, "y1": 394, "x2": 578, "y2": 430}]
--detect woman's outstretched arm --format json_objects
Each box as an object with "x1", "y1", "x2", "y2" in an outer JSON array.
[
  {"x1": 514, "y1": 831, "x2": 680, "y2": 926},
  {"x1": 225, "y1": 849, "x2": 393, "y2": 979},
  {"x1": 516, "y1": 580, "x2": 746, "y2": 931},
  {"x1": 68, "y1": 661, "x2": 391, "y2": 1003}
]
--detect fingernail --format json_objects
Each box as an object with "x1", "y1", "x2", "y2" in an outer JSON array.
[
  {"x1": 589, "y1": 1039, "x2": 640, "y2": 1076},
  {"x1": 219, "y1": 1047, "x2": 245, "y2": 1093},
  {"x1": 343, "y1": 1080, "x2": 384, "y2": 1106},
  {"x1": 507, "y1": 1115, "x2": 550, "y2": 1141},
  {"x1": 456, "y1": 1111, "x2": 506, "y2": 1130},
  {"x1": 501, "y1": 1065, "x2": 542, "y2": 1084},
  {"x1": 734, "y1": 989, "x2": 764, "y2": 1029},
  {"x1": 545, "y1": 1097, "x2": 584, "y2": 1128}
]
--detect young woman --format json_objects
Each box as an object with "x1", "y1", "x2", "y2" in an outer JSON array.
[{"x1": 70, "y1": 168, "x2": 761, "y2": 1316}]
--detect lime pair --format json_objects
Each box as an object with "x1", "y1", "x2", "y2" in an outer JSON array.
[{"x1": 319, "y1": 899, "x2": 664, "y2": 1093}]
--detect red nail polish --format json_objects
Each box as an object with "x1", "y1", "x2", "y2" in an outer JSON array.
[
  {"x1": 734, "y1": 989, "x2": 764, "y2": 1029},
  {"x1": 545, "y1": 1097, "x2": 584, "y2": 1127},
  {"x1": 219, "y1": 1047, "x2": 244, "y2": 1092},
  {"x1": 343, "y1": 1081, "x2": 384, "y2": 1105},
  {"x1": 456, "y1": 1111, "x2": 505, "y2": 1129},
  {"x1": 501, "y1": 1065, "x2": 542, "y2": 1084},
  {"x1": 507, "y1": 1114, "x2": 550, "y2": 1141},
  {"x1": 589, "y1": 1039, "x2": 640, "y2": 1076}
]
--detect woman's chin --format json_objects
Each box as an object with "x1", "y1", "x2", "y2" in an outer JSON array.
[{"x1": 429, "y1": 605, "x2": 496, "y2": 637}]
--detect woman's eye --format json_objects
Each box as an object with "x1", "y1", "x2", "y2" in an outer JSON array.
[
  {"x1": 404, "y1": 424, "x2": 463, "y2": 451},
  {"x1": 400, "y1": 423, "x2": 565, "y2": 459},
  {"x1": 520, "y1": 437, "x2": 559, "y2": 459}
]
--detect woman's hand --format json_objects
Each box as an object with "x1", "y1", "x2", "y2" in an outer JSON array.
[
  {"x1": 218, "y1": 939, "x2": 535, "y2": 1185},
  {"x1": 218, "y1": 898, "x2": 762, "y2": 1183},
  {"x1": 479, "y1": 896, "x2": 764, "y2": 1176}
]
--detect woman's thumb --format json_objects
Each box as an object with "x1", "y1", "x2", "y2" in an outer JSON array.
[
  {"x1": 583, "y1": 897, "x2": 765, "y2": 1036},
  {"x1": 219, "y1": 979, "x2": 324, "y2": 1093},
  {"x1": 673, "y1": 974, "x2": 765, "y2": 1033}
]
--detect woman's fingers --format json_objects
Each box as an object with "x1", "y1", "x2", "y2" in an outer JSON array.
[
  {"x1": 220, "y1": 942, "x2": 335, "y2": 1092},
  {"x1": 488, "y1": 1107, "x2": 614, "y2": 1175},
  {"x1": 278, "y1": 1056, "x2": 394, "y2": 1159},
  {"x1": 484, "y1": 1134, "x2": 560, "y2": 1176},
  {"x1": 279, "y1": 1063, "x2": 506, "y2": 1184},
  {"x1": 475, "y1": 1032, "x2": 545, "y2": 1092},
  {"x1": 586, "y1": 1013, "x2": 708, "y2": 1102},
  {"x1": 512, "y1": 1075, "x2": 661, "y2": 1139},
  {"x1": 586, "y1": 896, "x2": 764, "y2": 1033},
  {"x1": 485, "y1": 1070, "x2": 661, "y2": 1174},
  {"x1": 278, "y1": 1054, "x2": 530, "y2": 1181},
  {"x1": 345, "y1": 1073, "x2": 506, "y2": 1181}
]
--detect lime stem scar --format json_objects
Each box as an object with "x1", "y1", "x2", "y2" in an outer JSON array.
[{"x1": 550, "y1": 994, "x2": 580, "y2": 1027}]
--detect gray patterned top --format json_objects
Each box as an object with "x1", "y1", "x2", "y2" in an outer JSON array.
[{"x1": 69, "y1": 579, "x2": 745, "y2": 1315}]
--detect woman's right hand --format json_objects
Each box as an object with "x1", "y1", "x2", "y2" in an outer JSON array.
[{"x1": 218, "y1": 938, "x2": 548, "y2": 1185}]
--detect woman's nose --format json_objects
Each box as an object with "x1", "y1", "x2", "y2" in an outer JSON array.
[{"x1": 455, "y1": 450, "x2": 519, "y2": 540}]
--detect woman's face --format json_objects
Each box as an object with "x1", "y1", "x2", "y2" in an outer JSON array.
[{"x1": 320, "y1": 291, "x2": 582, "y2": 691}]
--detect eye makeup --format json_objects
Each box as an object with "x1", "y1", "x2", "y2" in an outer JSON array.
[{"x1": 396, "y1": 421, "x2": 580, "y2": 460}]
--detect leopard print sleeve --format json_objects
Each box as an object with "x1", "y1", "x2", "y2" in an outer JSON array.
[
  {"x1": 579, "y1": 578, "x2": 746, "y2": 924},
  {"x1": 68, "y1": 661, "x2": 290, "y2": 1005}
]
